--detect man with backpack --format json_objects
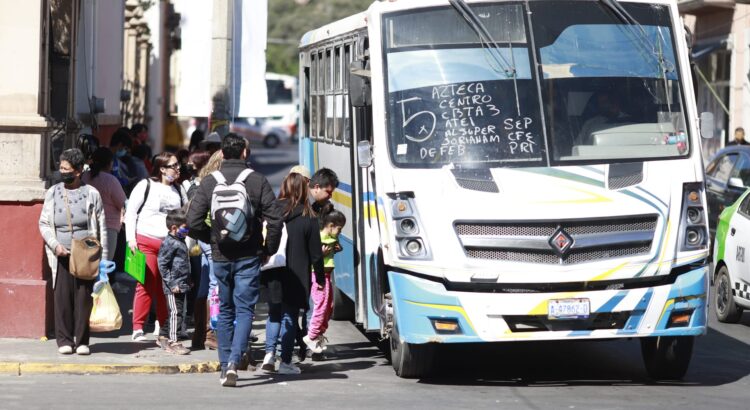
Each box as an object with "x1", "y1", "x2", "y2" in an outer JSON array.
[{"x1": 186, "y1": 133, "x2": 283, "y2": 387}]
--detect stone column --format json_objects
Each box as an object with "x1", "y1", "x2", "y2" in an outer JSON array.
[{"x1": 0, "y1": 0, "x2": 54, "y2": 337}]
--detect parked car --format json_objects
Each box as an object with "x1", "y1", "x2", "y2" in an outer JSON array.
[
  {"x1": 711, "y1": 189, "x2": 750, "y2": 323},
  {"x1": 229, "y1": 117, "x2": 291, "y2": 148},
  {"x1": 705, "y1": 146, "x2": 750, "y2": 235}
]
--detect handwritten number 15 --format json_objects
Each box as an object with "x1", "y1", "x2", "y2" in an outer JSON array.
[{"x1": 397, "y1": 97, "x2": 436, "y2": 142}]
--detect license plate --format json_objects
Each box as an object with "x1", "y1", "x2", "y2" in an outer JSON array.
[{"x1": 547, "y1": 298, "x2": 590, "y2": 320}]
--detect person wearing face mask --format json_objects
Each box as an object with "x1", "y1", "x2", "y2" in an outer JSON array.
[
  {"x1": 124, "y1": 152, "x2": 188, "y2": 342},
  {"x1": 109, "y1": 128, "x2": 139, "y2": 194},
  {"x1": 39, "y1": 148, "x2": 108, "y2": 355}
]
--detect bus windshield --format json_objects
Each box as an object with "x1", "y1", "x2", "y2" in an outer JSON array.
[{"x1": 382, "y1": 1, "x2": 688, "y2": 168}]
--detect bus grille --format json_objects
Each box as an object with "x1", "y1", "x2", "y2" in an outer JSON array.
[{"x1": 456, "y1": 216, "x2": 658, "y2": 265}]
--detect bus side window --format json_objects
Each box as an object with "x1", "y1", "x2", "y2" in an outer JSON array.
[
  {"x1": 333, "y1": 45, "x2": 343, "y2": 146},
  {"x1": 326, "y1": 48, "x2": 334, "y2": 144},
  {"x1": 303, "y1": 65, "x2": 310, "y2": 139},
  {"x1": 310, "y1": 52, "x2": 318, "y2": 140},
  {"x1": 318, "y1": 51, "x2": 326, "y2": 141},
  {"x1": 343, "y1": 43, "x2": 352, "y2": 147}
]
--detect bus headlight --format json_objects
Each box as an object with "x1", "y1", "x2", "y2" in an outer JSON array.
[
  {"x1": 389, "y1": 193, "x2": 431, "y2": 260},
  {"x1": 680, "y1": 183, "x2": 708, "y2": 251},
  {"x1": 403, "y1": 239, "x2": 423, "y2": 255},
  {"x1": 399, "y1": 218, "x2": 418, "y2": 235}
]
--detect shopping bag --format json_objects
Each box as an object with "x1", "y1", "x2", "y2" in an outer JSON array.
[
  {"x1": 261, "y1": 224, "x2": 287, "y2": 271},
  {"x1": 89, "y1": 282, "x2": 123, "y2": 332},
  {"x1": 124, "y1": 246, "x2": 146, "y2": 284}
]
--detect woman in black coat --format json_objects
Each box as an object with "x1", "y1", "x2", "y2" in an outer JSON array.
[{"x1": 262, "y1": 172, "x2": 324, "y2": 374}]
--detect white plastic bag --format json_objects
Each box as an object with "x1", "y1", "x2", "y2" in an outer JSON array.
[
  {"x1": 89, "y1": 282, "x2": 123, "y2": 332},
  {"x1": 261, "y1": 223, "x2": 287, "y2": 271}
]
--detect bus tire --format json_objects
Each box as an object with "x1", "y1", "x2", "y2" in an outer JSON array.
[
  {"x1": 715, "y1": 266, "x2": 743, "y2": 323},
  {"x1": 390, "y1": 316, "x2": 435, "y2": 378},
  {"x1": 331, "y1": 273, "x2": 354, "y2": 320},
  {"x1": 640, "y1": 336, "x2": 694, "y2": 380}
]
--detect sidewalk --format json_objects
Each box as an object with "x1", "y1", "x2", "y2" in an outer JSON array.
[{"x1": 0, "y1": 272, "x2": 267, "y2": 376}]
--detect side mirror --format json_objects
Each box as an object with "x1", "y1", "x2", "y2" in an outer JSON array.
[
  {"x1": 357, "y1": 140, "x2": 373, "y2": 168},
  {"x1": 349, "y1": 60, "x2": 371, "y2": 108},
  {"x1": 700, "y1": 112, "x2": 715, "y2": 139},
  {"x1": 729, "y1": 177, "x2": 745, "y2": 189}
]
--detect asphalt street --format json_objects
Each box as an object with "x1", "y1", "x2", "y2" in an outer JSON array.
[{"x1": 2, "y1": 144, "x2": 749, "y2": 409}]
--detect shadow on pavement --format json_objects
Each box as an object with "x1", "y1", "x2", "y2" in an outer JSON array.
[{"x1": 411, "y1": 326, "x2": 750, "y2": 387}]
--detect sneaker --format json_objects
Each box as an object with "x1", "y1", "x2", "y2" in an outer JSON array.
[
  {"x1": 152, "y1": 320, "x2": 160, "y2": 337},
  {"x1": 303, "y1": 335, "x2": 323, "y2": 354},
  {"x1": 75, "y1": 345, "x2": 90, "y2": 355},
  {"x1": 57, "y1": 345, "x2": 73, "y2": 355},
  {"x1": 277, "y1": 361, "x2": 301, "y2": 375},
  {"x1": 165, "y1": 341, "x2": 190, "y2": 355},
  {"x1": 132, "y1": 329, "x2": 148, "y2": 342},
  {"x1": 156, "y1": 336, "x2": 169, "y2": 349},
  {"x1": 261, "y1": 352, "x2": 277, "y2": 372},
  {"x1": 319, "y1": 335, "x2": 329, "y2": 351},
  {"x1": 220, "y1": 363, "x2": 238, "y2": 387}
]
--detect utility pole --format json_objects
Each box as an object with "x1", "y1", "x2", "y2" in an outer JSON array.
[{"x1": 209, "y1": 0, "x2": 233, "y2": 136}]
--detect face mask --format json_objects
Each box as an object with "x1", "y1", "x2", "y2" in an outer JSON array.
[
  {"x1": 186, "y1": 164, "x2": 196, "y2": 174},
  {"x1": 60, "y1": 171, "x2": 76, "y2": 184},
  {"x1": 165, "y1": 175, "x2": 175, "y2": 183},
  {"x1": 115, "y1": 149, "x2": 127, "y2": 158},
  {"x1": 176, "y1": 227, "x2": 189, "y2": 239}
]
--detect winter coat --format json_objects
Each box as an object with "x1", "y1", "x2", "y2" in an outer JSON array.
[
  {"x1": 38, "y1": 183, "x2": 108, "y2": 289},
  {"x1": 262, "y1": 199, "x2": 324, "y2": 309},
  {"x1": 158, "y1": 234, "x2": 191, "y2": 294},
  {"x1": 186, "y1": 159, "x2": 283, "y2": 262}
]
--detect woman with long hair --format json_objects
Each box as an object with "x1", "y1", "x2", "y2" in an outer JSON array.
[
  {"x1": 124, "y1": 152, "x2": 187, "y2": 342},
  {"x1": 261, "y1": 172, "x2": 324, "y2": 374},
  {"x1": 195, "y1": 150, "x2": 223, "y2": 349}
]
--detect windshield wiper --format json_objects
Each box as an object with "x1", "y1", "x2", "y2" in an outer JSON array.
[
  {"x1": 448, "y1": 0, "x2": 521, "y2": 115},
  {"x1": 599, "y1": 0, "x2": 674, "y2": 75},
  {"x1": 599, "y1": 0, "x2": 675, "y2": 123}
]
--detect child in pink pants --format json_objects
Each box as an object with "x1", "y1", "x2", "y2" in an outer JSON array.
[{"x1": 304, "y1": 208, "x2": 346, "y2": 354}]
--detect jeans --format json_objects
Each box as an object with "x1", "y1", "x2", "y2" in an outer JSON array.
[
  {"x1": 213, "y1": 257, "x2": 261, "y2": 367},
  {"x1": 265, "y1": 302, "x2": 299, "y2": 364}
]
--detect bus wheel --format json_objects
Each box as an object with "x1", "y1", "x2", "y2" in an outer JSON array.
[
  {"x1": 390, "y1": 316, "x2": 436, "y2": 378},
  {"x1": 640, "y1": 336, "x2": 694, "y2": 380},
  {"x1": 331, "y1": 272, "x2": 354, "y2": 320},
  {"x1": 715, "y1": 266, "x2": 743, "y2": 323}
]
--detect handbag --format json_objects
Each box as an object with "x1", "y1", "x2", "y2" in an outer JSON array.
[{"x1": 63, "y1": 188, "x2": 102, "y2": 280}]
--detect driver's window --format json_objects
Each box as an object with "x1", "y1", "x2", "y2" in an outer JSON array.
[
  {"x1": 739, "y1": 193, "x2": 750, "y2": 217},
  {"x1": 730, "y1": 155, "x2": 750, "y2": 187},
  {"x1": 714, "y1": 154, "x2": 738, "y2": 183}
]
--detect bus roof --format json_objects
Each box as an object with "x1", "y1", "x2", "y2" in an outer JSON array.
[
  {"x1": 298, "y1": 0, "x2": 679, "y2": 49},
  {"x1": 299, "y1": 10, "x2": 368, "y2": 49}
]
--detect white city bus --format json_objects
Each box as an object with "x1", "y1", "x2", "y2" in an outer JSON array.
[{"x1": 298, "y1": 0, "x2": 713, "y2": 379}]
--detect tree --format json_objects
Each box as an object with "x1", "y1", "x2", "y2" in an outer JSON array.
[{"x1": 267, "y1": 0, "x2": 372, "y2": 75}]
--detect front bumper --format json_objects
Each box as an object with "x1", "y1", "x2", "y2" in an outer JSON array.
[{"x1": 388, "y1": 266, "x2": 708, "y2": 344}]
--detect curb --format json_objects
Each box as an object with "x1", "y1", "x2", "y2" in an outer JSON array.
[{"x1": 0, "y1": 361, "x2": 220, "y2": 375}]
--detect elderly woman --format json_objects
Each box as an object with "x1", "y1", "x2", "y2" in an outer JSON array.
[{"x1": 39, "y1": 148, "x2": 108, "y2": 355}]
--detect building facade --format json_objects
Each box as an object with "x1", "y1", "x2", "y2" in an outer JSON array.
[{"x1": 680, "y1": 0, "x2": 750, "y2": 159}]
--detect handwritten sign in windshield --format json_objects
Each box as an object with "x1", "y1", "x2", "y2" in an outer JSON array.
[{"x1": 388, "y1": 80, "x2": 544, "y2": 166}]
